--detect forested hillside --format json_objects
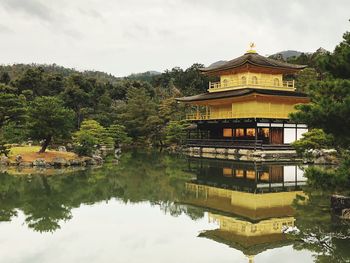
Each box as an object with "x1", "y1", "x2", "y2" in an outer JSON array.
[{"x1": 0, "y1": 58, "x2": 215, "y2": 153}]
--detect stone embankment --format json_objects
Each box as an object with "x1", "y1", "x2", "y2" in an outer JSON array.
[
  {"x1": 302, "y1": 149, "x2": 339, "y2": 164},
  {"x1": 183, "y1": 147, "x2": 300, "y2": 162},
  {"x1": 0, "y1": 154, "x2": 103, "y2": 167},
  {"x1": 183, "y1": 147, "x2": 339, "y2": 163},
  {"x1": 331, "y1": 195, "x2": 350, "y2": 219}
]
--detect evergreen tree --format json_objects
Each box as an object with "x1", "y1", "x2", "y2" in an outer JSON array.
[
  {"x1": 324, "y1": 30, "x2": 350, "y2": 79},
  {"x1": 27, "y1": 96, "x2": 75, "y2": 153},
  {"x1": 61, "y1": 81, "x2": 91, "y2": 128},
  {"x1": 291, "y1": 80, "x2": 350, "y2": 149},
  {"x1": 0, "y1": 84, "x2": 26, "y2": 129},
  {"x1": 0, "y1": 72, "x2": 11, "y2": 85},
  {"x1": 164, "y1": 121, "x2": 187, "y2": 145},
  {"x1": 120, "y1": 87, "x2": 158, "y2": 144},
  {"x1": 106, "y1": 124, "x2": 132, "y2": 147}
]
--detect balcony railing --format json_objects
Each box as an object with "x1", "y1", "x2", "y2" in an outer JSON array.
[
  {"x1": 186, "y1": 111, "x2": 291, "y2": 120},
  {"x1": 186, "y1": 138, "x2": 263, "y2": 149},
  {"x1": 185, "y1": 139, "x2": 294, "y2": 150},
  {"x1": 208, "y1": 79, "x2": 295, "y2": 92}
]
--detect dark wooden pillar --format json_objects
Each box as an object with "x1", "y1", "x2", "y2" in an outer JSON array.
[{"x1": 254, "y1": 123, "x2": 258, "y2": 150}]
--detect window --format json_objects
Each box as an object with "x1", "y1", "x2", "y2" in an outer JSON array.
[
  {"x1": 223, "y1": 128, "x2": 233, "y2": 137},
  {"x1": 284, "y1": 166, "x2": 297, "y2": 182},
  {"x1": 284, "y1": 128, "x2": 296, "y2": 144},
  {"x1": 246, "y1": 128, "x2": 256, "y2": 137},
  {"x1": 259, "y1": 172, "x2": 269, "y2": 181},
  {"x1": 235, "y1": 128, "x2": 244, "y2": 137},
  {"x1": 235, "y1": 170, "x2": 244, "y2": 178},
  {"x1": 260, "y1": 128, "x2": 269, "y2": 138},
  {"x1": 223, "y1": 79, "x2": 228, "y2": 87},
  {"x1": 274, "y1": 78, "x2": 280, "y2": 86},
  {"x1": 252, "y1": 76, "x2": 258, "y2": 84},
  {"x1": 241, "y1": 76, "x2": 247, "y2": 85},
  {"x1": 246, "y1": 170, "x2": 255, "y2": 180},
  {"x1": 223, "y1": 168, "x2": 233, "y2": 177}
]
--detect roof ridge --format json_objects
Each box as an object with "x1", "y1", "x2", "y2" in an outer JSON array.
[{"x1": 200, "y1": 53, "x2": 306, "y2": 73}]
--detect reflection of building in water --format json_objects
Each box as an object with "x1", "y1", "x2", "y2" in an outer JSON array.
[
  {"x1": 184, "y1": 159, "x2": 306, "y2": 262},
  {"x1": 185, "y1": 183, "x2": 303, "y2": 220},
  {"x1": 187, "y1": 158, "x2": 307, "y2": 192},
  {"x1": 208, "y1": 213, "x2": 294, "y2": 239},
  {"x1": 201, "y1": 213, "x2": 295, "y2": 263}
]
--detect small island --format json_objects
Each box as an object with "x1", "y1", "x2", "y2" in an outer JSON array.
[{"x1": 2, "y1": 146, "x2": 103, "y2": 167}]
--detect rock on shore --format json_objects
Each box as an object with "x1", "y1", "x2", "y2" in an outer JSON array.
[{"x1": 1, "y1": 155, "x2": 104, "y2": 167}]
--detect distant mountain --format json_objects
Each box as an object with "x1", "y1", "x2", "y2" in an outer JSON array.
[
  {"x1": 126, "y1": 70, "x2": 162, "y2": 82},
  {"x1": 268, "y1": 50, "x2": 308, "y2": 60},
  {"x1": 207, "y1": 51, "x2": 307, "y2": 68},
  {"x1": 128, "y1": 70, "x2": 162, "y2": 77},
  {"x1": 267, "y1": 48, "x2": 329, "y2": 60},
  {"x1": 268, "y1": 48, "x2": 318, "y2": 60},
  {"x1": 0, "y1": 63, "x2": 121, "y2": 84},
  {"x1": 83, "y1": 70, "x2": 121, "y2": 84},
  {"x1": 148, "y1": 70, "x2": 162, "y2": 75}
]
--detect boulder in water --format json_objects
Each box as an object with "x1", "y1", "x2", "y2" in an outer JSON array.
[
  {"x1": 32, "y1": 158, "x2": 46, "y2": 167},
  {"x1": 51, "y1": 157, "x2": 69, "y2": 167}
]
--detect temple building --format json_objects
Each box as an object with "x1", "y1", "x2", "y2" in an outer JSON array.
[{"x1": 177, "y1": 45, "x2": 309, "y2": 150}]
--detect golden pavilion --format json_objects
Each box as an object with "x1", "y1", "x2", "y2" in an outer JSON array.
[{"x1": 177, "y1": 45, "x2": 309, "y2": 149}]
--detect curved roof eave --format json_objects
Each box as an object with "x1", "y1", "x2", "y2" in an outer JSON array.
[
  {"x1": 175, "y1": 88, "x2": 309, "y2": 103},
  {"x1": 200, "y1": 53, "x2": 307, "y2": 74}
]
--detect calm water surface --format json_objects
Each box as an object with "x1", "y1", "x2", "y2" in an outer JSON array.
[{"x1": 0, "y1": 151, "x2": 349, "y2": 263}]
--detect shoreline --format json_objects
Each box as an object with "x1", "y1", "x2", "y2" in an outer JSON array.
[
  {"x1": 181, "y1": 146, "x2": 339, "y2": 164},
  {"x1": 0, "y1": 146, "x2": 105, "y2": 168}
]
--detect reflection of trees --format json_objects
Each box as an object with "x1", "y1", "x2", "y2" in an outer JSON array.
[
  {"x1": 0, "y1": 151, "x2": 197, "y2": 232},
  {"x1": 290, "y1": 189, "x2": 350, "y2": 262},
  {"x1": 157, "y1": 201, "x2": 204, "y2": 220},
  {"x1": 21, "y1": 176, "x2": 73, "y2": 232}
]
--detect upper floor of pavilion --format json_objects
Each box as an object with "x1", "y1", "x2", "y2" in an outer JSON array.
[{"x1": 200, "y1": 45, "x2": 306, "y2": 93}]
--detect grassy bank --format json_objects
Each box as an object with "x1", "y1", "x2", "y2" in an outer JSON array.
[{"x1": 8, "y1": 146, "x2": 78, "y2": 163}]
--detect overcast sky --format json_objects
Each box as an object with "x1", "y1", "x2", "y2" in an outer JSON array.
[{"x1": 0, "y1": 0, "x2": 349, "y2": 76}]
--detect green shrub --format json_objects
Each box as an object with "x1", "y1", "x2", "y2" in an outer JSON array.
[
  {"x1": 73, "y1": 132, "x2": 96, "y2": 156},
  {"x1": 73, "y1": 120, "x2": 113, "y2": 156},
  {"x1": 164, "y1": 121, "x2": 187, "y2": 145},
  {"x1": 305, "y1": 155, "x2": 350, "y2": 190},
  {"x1": 292, "y1": 129, "x2": 334, "y2": 156},
  {"x1": 105, "y1": 124, "x2": 132, "y2": 147}
]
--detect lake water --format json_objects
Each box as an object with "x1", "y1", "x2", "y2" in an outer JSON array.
[{"x1": 0, "y1": 151, "x2": 349, "y2": 263}]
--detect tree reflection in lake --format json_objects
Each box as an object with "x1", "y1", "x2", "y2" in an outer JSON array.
[
  {"x1": 0, "y1": 152, "x2": 349, "y2": 262},
  {"x1": 290, "y1": 188, "x2": 350, "y2": 262},
  {"x1": 0, "y1": 151, "x2": 200, "y2": 232}
]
